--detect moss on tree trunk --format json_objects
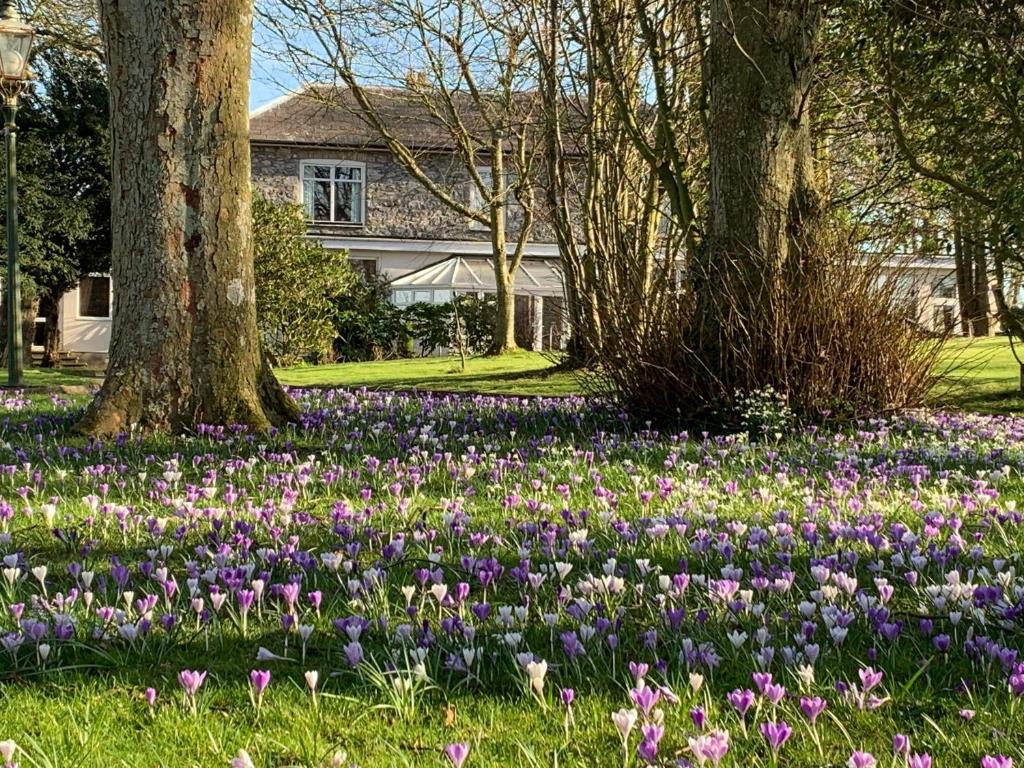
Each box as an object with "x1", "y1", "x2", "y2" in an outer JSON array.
[{"x1": 79, "y1": 0, "x2": 297, "y2": 435}]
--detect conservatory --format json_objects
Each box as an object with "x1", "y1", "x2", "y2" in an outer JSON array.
[{"x1": 389, "y1": 255, "x2": 568, "y2": 350}]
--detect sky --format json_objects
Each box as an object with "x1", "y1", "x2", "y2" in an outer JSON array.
[{"x1": 250, "y1": 52, "x2": 299, "y2": 112}]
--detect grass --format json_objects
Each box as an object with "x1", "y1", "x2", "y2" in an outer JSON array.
[
  {"x1": 276, "y1": 350, "x2": 580, "y2": 397},
  {"x1": 275, "y1": 338, "x2": 1024, "y2": 415},
  {"x1": 934, "y1": 336, "x2": 1024, "y2": 414},
  {"x1": 0, "y1": 384, "x2": 1022, "y2": 766}
]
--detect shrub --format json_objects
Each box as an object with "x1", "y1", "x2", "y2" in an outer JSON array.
[
  {"x1": 333, "y1": 273, "x2": 409, "y2": 361},
  {"x1": 587, "y1": 229, "x2": 944, "y2": 428},
  {"x1": 253, "y1": 196, "x2": 354, "y2": 365},
  {"x1": 404, "y1": 295, "x2": 497, "y2": 356}
]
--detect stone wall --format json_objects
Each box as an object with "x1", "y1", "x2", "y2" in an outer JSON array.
[{"x1": 250, "y1": 143, "x2": 556, "y2": 243}]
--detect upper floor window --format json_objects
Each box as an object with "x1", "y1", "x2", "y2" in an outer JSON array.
[
  {"x1": 301, "y1": 162, "x2": 365, "y2": 225},
  {"x1": 78, "y1": 275, "x2": 111, "y2": 319}
]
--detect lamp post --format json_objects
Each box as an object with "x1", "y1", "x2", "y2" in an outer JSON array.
[{"x1": 0, "y1": 0, "x2": 32, "y2": 387}]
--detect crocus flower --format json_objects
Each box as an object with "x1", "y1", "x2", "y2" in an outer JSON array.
[
  {"x1": 981, "y1": 759, "x2": 1013, "y2": 768},
  {"x1": 249, "y1": 669, "x2": 271, "y2": 696},
  {"x1": 848, "y1": 751, "x2": 877, "y2": 768},
  {"x1": 144, "y1": 688, "x2": 157, "y2": 708},
  {"x1": 229, "y1": 750, "x2": 255, "y2": 768},
  {"x1": 0, "y1": 741, "x2": 17, "y2": 764},
  {"x1": 799, "y1": 696, "x2": 827, "y2": 724},
  {"x1": 444, "y1": 742, "x2": 469, "y2": 768},
  {"x1": 893, "y1": 734, "x2": 910, "y2": 755},
  {"x1": 728, "y1": 688, "x2": 755, "y2": 717},
  {"x1": 178, "y1": 669, "x2": 206, "y2": 697},
  {"x1": 908, "y1": 754, "x2": 932, "y2": 768},
  {"x1": 688, "y1": 730, "x2": 730, "y2": 767},
  {"x1": 612, "y1": 708, "x2": 638, "y2": 743},
  {"x1": 759, "y1": 721, "x2": 792, "y2": 752}
]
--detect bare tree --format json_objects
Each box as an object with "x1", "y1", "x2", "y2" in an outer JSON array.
[
  {"x1": 525, "y1": 0, "x2": 704, "y2": 365},
  {"x1": 80, "y1": 0, "x2": 296, "y2": 435},
  {"x1": 260, "y1": 0, "x2": 543, "y2": 355}
]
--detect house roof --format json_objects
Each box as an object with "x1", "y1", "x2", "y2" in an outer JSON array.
[{"x1": 249, "y1": 84, "x2": 544, "y2": 152}]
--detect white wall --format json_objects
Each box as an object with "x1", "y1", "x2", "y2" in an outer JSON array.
[{"x1": 59, "y1": 284, "x2": 112, "y2": 355}]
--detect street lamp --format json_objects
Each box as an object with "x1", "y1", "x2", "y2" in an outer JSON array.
[{"x1": 0, "y1": 0, "x2": 32, "y2": 387}]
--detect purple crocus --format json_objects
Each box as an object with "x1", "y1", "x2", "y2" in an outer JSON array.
[
  {"x1": 799, "y1": 696, "x2": 827, "y2": 724},
  {"x1": 177, "y1": 669, "x2": 207, "y2": 697},
  {"x1": 727, "y1": 688, "x2": 755, "y2": 717},
  {"x1": 981, "y1": 758, "x2": 1013, "y2": 768},
  {"x1": 759, "y1": 721, "x2": 792, "y2": 752},
  {"x1": 908, "y1": 754, "x2": 932, "y2": 768},
  {"x1": 858, "y1": 667, "x2": 884, "y2": 692},
  {"x1": 893, "y1": 734, "x2": 910, "y2": 755},
  {"x1": 249, "y1": 669, "x2": 271, "y2": 698},
  {"x1": 444, "y1": 742, "x2": 470, "y2": 768},
  {"x1": 848, "y1": 751, "x2": 877, "y2": 768}
]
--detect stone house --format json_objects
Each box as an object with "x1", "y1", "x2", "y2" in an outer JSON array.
[{"x1": 47, "y1": 87, "x2": 973, "y2": 363}]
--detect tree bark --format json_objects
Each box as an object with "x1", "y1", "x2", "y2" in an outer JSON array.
[
  {"x1": 80, "y1": 0, "x2": 297, "y2": 435},
  {"x1": 487, "y1": 139, "x2": 518, "y2": 355},
  {"x1": 20, "y1": 292, "x2": 37, "y2": 369},
  {"x1": 702, "y1": 0, "x2": 823, "y2": 381},
  {"x1": 39, "y1": 292, "x2": 61, "y2": 367},
  {"x1": 953, "y1": 213, "x2": 974, "y2": 336},
  {"x1": 972, "y1": 233, "x2": 992, "y2": 337}
]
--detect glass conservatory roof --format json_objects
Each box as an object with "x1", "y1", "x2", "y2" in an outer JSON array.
[{"x1": 388, "y1": 256, "x2": 564, "y2": 297}]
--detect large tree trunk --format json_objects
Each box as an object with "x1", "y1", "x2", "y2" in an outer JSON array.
[
  {"x1": 701, "y1": 0, "x2": 823, "y2": 384},
  {"x1": 80, "y1": 0, "x2": 296, "y2": 435}
]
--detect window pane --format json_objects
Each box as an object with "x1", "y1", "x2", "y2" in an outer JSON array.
[
  {"x1": 393, "y1": 290, "x2": 412, "y2": 305},
  {"x1": 304, "y1": 164, "x2": 331, "y2": 180},
  {"x1": 335, "y1": 181, "x2": 363, "y2": 224},
  {"x1": 334, "y1": 181, "x2": 353, "y2": 222},
  {"x1": 335, "y1": 166, "x2": 361, "y2": 181},
  {"x1": 79, "y1": 276, "x2": 111, "y2": 318},
  {"x1": 304, "y1": 179, "x2": 331, "y2": 221}
]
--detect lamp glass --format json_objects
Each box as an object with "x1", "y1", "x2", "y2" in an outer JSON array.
[{"x1": 0, "y1": 22, "x2": 33, "y2": 81}]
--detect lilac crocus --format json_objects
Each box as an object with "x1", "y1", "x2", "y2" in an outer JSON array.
[
  {"x1": 848, "y1": 751, "x2": 877, "y2": 768},
  {"x1": 727, "y1": 688, "x2": 755, "y2": 717},
  {"x1": 908, "y1": 754, "x2": 932, "y2": 768},
  {"x1": 981, "y1": 758, "x2": 1013, "y2": 768},
  {"x1": 893, "y1": 734, "x2": 910, "y2": 754},
  {"x1": 177, "y1": 669, "x2": 207, "y2": 697},
  {"x1": 858, "y1": 666, "x2": 884, "y2": 692},
  {"x1": 444, "y1": 742, "x2": 470, "y2": 768},
  {"x1": 759, "y1": 721, "x2": 792, "y2": 752},
  {"x1": 249, "y1": 669, "x2": 271, "y2": 699},
  {"x1": 799, "y1": 696, "x2": 827, "y2": 724}
]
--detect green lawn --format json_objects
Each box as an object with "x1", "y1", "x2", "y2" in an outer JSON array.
[
  {"x1": 277, "y1": 351, "x2": 581, "y2": 397},
  {"x1": 17, "y1": 337, "x2": 1024, "y2": 415},
  {"x1": 933, "y1": 336, "x2": 1024, "y2": 414}
]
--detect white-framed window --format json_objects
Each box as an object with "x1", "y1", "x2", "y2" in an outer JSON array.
[
  {"x1": 77, "y1": 275, "x2": 112, "y2": 319},
  {"x1": 301, "y1": 161, "x2": 365, "y2": 225}
]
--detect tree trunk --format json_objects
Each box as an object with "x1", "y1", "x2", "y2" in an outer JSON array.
[
  {"x1": 487, "y1": 140, "x2": 518, "y2": 356},
  {"x1": 702, "y1": 0, "x2": 823, "y2": 384},
  {"x1": 972, "y1": 234, "x2": 991, "y2": 337},
  {"x1": 80, "y1": 0, "x2": 296, "y2": 435},
  {"x1": 20, "y1": 292, "x2": 37, "y2": 369},
  {"x1": 39, "y1": 292, "x2": 61, "y2": 367},
  {"x1": 953, "y1": 213, "x2": 974, "y2": 336}
]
